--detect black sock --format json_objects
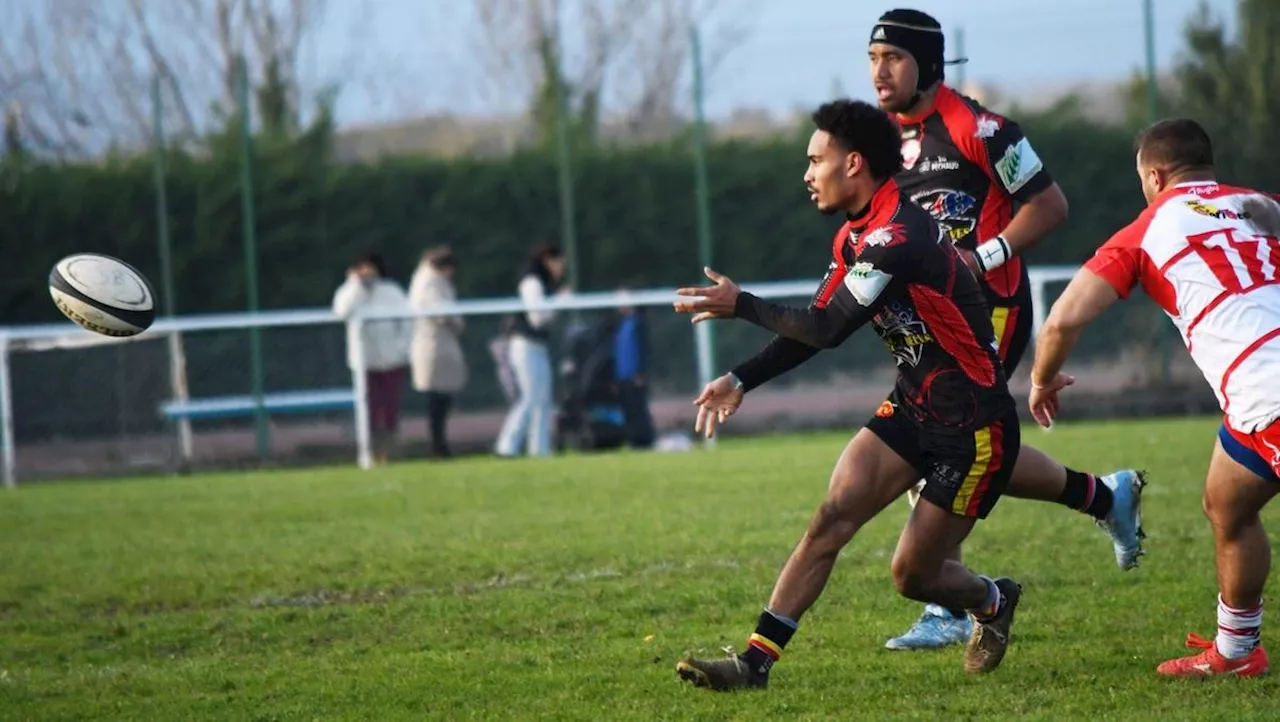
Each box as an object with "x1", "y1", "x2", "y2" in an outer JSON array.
[
  {"x1": 740, "y1": 609, "x2": 797, "y2": 677},
  {"x1": 1056, "y1": 469, "x2": 1113, "y2": 520}
]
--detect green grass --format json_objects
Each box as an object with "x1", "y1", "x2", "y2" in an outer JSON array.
[{"x1": 1, "y1": 416, "x2": 1278, "y2": 721}]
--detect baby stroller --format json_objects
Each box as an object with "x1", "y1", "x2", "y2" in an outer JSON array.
[{"x1": 555, "y1": 315, "x2": 628, "y2": 451}]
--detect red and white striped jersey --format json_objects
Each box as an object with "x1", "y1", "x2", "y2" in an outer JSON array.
[{"x1": 1086, "y1": 181, "x2": 1280, "y2": 434}]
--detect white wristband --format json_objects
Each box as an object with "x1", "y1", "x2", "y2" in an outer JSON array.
[{"x1": 974, "y1": 236, "x2": 1012, "y2": 274}]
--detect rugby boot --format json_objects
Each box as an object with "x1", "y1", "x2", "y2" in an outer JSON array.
[
  {"x1": 964, "y1": 577, "x2": 1022, "y2": 674},
  {"x1": 1156, "y1": 633, "x2": 1269, "y2": 678},
  {"x1": 675, "y1": 653, "x2": 767, "y2": 691},
  {"x1": 1097, "y1": 469, "x2": 1148, "y2": 570},
  {"x1": 885, "y1": 604, "x2": 973, "y2": 650}
]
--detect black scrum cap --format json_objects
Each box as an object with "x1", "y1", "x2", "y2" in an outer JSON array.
[{"x1": 869, "y1": 9, "x2": 947, "y2": 91}]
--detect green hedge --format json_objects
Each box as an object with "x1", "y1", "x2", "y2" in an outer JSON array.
[
  {"x1": 0, "y1": 116, "x2": 1173, "y2": 442},
  {"x1": 0, "y1": 117, "x2": 1149, "y2": 322}
]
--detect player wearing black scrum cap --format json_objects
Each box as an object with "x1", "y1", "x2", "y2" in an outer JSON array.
[{"x1": 868, "y1": 9, "x2": 1146, "y2": 652}]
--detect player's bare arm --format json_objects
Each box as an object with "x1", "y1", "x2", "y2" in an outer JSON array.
[
  {"x1": 957, "y1": 183, "x2": 1069, "y2": 278},
  {"x1": 1029, "y1": 269, "x2": 1121, "y2": 427},
  {"x1": 1000, "y1": 182, "x2": 1069, "y2": 255}
]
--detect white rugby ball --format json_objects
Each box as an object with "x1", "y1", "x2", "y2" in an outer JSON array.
[{"x1": 48, "y1": 253, "x2": 157, "y2": 337}]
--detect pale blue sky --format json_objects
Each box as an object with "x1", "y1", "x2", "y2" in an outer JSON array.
[{"x1": 310, "y1": 0, "x2": 1237, "y2": 127}]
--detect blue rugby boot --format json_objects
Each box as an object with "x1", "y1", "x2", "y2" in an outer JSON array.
[
  {"x1": 1097, "y1": 469, "x2": 1148, "y2": 570},
  {"x1": 884, "y1": 604, "x2": 974, "y2": 650}
]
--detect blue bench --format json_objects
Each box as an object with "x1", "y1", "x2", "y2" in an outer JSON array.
[{"x1": 160, "y1": 388, "x2": 355, "y2": 422}]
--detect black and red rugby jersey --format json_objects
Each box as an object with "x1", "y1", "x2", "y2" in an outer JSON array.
[
  {"x1": 893, "y1": 84, "x2": 1055, "y2": 299},
  {"x1": 734, "y1": 179, "x2": 1014, "y2": 430}
]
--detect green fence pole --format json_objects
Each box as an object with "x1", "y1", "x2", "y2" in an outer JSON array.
[
  {"x1": 151, "y1": 74, "x2": 176, "y2": 317},
  {"x1": 237, "y1": 58, "x2": 270, "y2": 459},
  {"x1": 153, "y1": 72, "x2": 197, "y2": 467},
  {"x1": 552, "y1": 15, "x2": 580, "y2": 295},
  {"x1": 1142, "y1": 0, "x2": 1172, "y2": 385},
  {"x1": 1144, "y1": 0, "x2": 1158, "y2": 123},
  {"x1": 691, "y1": 26, "x2": 716, "y2": 383}
]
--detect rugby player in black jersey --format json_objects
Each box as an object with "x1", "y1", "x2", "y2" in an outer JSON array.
[
  {"x1": 868, "y1": 8, "x2": 1148, "y2": 650},
  {"x1": 669, "y1": 99, "x2": 1140, "y2": 689}
]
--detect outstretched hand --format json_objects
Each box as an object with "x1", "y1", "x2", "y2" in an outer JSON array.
[
  {"x1": 693, "y1": 373, "x2": 745, "y2": 439},
  {"x1": 1028, "y1": 373, "x2": 1075, "y2": 428},
  {"x1": 673, "y1": 267, "x2": 741, "y2": 324}
]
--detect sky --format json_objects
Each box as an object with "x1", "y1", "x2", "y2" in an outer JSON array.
[{"x1": 308, "y1": 0, "x2": 1239, "y2": 128}]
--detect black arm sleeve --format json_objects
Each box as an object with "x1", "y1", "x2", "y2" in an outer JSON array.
[
  {"x1": 981, "y1": 116, "x2": 1054, "y2": 204},
  {"x1": 733, "y1": 281, "x2": 883, "y2": 350},
  {"x1": 729, "y1": 335, "x2": 819, "y2": 392},
  {"x1": 732, "y1": 232, "x2": 905, "y2": 349}
]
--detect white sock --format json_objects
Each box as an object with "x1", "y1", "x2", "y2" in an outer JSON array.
[
  {"x1": 924, "y1": 603, "x2": 948, "y2": 617},
  {"x1": 1216, "y1": 594, "x2": 1262, "y2": 659}
]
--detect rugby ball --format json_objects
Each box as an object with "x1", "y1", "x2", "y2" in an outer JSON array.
[{"x1": 48, "y1": 253, "x2": 157, "y2": 337}]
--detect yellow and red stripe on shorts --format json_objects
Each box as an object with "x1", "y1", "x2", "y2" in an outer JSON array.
[
  {"x1": 990, "y1": 305, "x2": 1019, "y2": 366},
  {"x1": 951, "y1": 419, "x2": 1007, "y2": 517}
]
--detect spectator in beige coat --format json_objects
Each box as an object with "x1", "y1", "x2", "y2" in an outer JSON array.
[{"x1": 408, "y1": 246, "x2": 468, "y2": 458}]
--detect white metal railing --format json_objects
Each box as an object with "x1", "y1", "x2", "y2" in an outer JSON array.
[{"x1": 0, "y1": 267, "x2": 1081, "y2": 487}]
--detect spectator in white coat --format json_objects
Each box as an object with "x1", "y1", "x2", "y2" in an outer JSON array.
[
  {"x1": 332, "y1": 252, "x2": 412, "y2": 465},
  {"x1": 408, "y1": 245, "x2": 468, "y2": 459},
  {"x1": 495, "y1": 242, "x2": 568, "y2": 458}
]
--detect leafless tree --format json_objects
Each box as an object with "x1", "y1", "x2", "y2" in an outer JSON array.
[
  {"x1": 0, "y1": 0, "x2": 373, "y2": 158},
  {"x1": 468, "y1": 0, "x2": 753, "y2": 142},
  {"x1": 609, "y1": 0, "x2": 748, "y2": 140}
]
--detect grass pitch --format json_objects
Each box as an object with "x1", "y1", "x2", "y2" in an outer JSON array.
[{"x1": 1, "y1": 416, "x2": 1278, "y2": 720}]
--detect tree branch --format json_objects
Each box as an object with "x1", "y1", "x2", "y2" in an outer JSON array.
[{"x1": 0, "y1": 0, "x2": 338, "y2": 157}]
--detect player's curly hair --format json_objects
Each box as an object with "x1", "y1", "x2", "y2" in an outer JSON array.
[{"x1": 811, "y1": 99, "x2": 903, "y2": 181}]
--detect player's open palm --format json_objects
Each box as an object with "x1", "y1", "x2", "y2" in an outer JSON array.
[
  {"x1": 693, "y1": 373, "x2": 744, "y2": 438},
  {"x1": 674, "y1": 267, "x2": 741, "y2": 324},
  {"x1": 1029, "y1": 373, "x2": 1075, "y2": 428}
]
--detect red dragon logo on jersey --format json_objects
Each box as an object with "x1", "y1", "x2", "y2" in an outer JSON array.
[
  {"x1": 852, "y1": 223, "x2": 908, "y2": 255},
  {"x1": 974, "y1": 114, "x2": 1003, "y2": 139}
]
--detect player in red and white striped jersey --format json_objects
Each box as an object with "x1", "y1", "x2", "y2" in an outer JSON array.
[{"x1": 1031, "y1": 118, "x2": 1278, "y2": 678}]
